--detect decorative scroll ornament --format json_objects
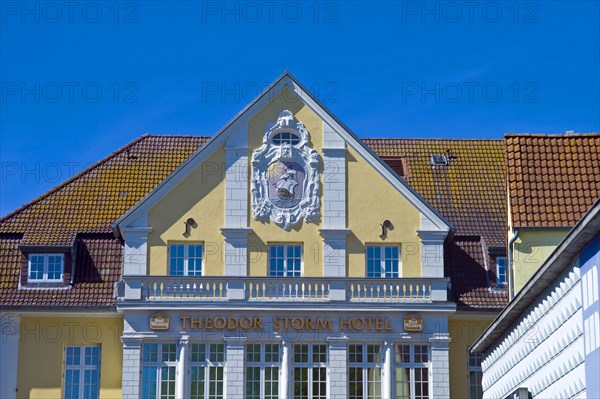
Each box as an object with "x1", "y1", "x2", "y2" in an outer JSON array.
[{"x1": 251, "y1": 110, "x2": 320, "y2": 230}]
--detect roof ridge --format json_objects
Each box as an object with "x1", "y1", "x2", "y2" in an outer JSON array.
[
  {"x1": 0, "y1": 134, "x2": 152, "y2": 223},
  {"x1": 143, "y1": 134, "x2": 211, "y2": 138},
  {"x1": 362, "y1": 137, "x2": 503, "y2": 142},
  {"x1": 505, "y1": 132, "x2": 600, "y2": 137}
]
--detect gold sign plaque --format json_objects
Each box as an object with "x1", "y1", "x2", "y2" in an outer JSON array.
[
  {"x1": 403, "y1": 314, "x2": 423, "y2": 332},
  {"x1": 150, "y1": 312, "x2": 170, "y2": 330}
]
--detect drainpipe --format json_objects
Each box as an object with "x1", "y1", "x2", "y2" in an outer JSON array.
[{"x1": 508, "y1": 229, "x2": 519, "y2": 299}]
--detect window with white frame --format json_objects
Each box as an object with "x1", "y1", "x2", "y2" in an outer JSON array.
[
  {"x1": 28, "y1": 253, "x2": 64, "y2": 282},
  {"x1": 269, "y1": 244, "x2": 302, "y2": 277},
  {"x1": 169, "y1": 243, "x2": 203, "y2": 276},
  {"x1": 468, "y1": 352, "x2": 483, "y2": 399},
  {"x1": 395, "y1": 344, "x2": 430, "y2": 399},
  {"x1": 293, "y1": 344, "x2": 327, "y2": 399},
  {"x1": 496, "y1": 256, "x2": 507, "y2": 287},
  {"x1": 64, "y1": 346, "x2": 101, "y2": 399},
  {"x1": 366, "y1": 245, "x2": 400, "y2": 278},
  {"x1": 245, "y1": 343, "x2": 280, "y2": 399},
  {"x1": 141, "y1": 343, "x2": 177, "y2": 399},
  {"x1": 190, "y1": 343, "x2": 225, "y2": 399},
  {"x1": 349, "y1": 344, "x2": 383, "y2": 399}
]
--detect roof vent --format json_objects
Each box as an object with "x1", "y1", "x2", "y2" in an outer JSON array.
[
  {"x1": 565, "y1": 130, "x2": 576, "y2": 135},
  {"x1": 430, "y1": 155, "x2": 448, "y2": 166}
]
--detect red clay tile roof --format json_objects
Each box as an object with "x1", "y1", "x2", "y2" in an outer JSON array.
[
  {"x1": 364, "y1": 139, "x2": 506, "y2": 247},
  {"x1": 506, "y1": 133, "x2": 600, "y2": 228},
  {"x1": 0, "y1": 234, "x2": 122, "y2": 308},
  {"x1": 445, "y1": 237, "x2": 508, "y2": 309},
  {"x1": 1, "y1": 135, "x2": 507, "y2": 309}
]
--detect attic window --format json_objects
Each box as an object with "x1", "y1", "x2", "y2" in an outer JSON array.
[
  {"x1": 381, "y1": 156, "x2": 409, "y2": 178},
  {"x1": 272, "y1": 132, "x2": 300, "y2": 145},
  {"x1": 430, "y1": 155, "x2": 448, "y2": 166},
  {"x1": 28, "y1": 253, "x2": 64, "y2": 283}
]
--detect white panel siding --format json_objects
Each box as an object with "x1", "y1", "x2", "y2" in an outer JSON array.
[{"x1": 481, "y1": 260, "x2": 585, "y2": 398}]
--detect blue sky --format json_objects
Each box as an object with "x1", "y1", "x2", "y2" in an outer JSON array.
[{"x1": 1, "y1": 0, "x2": 599, "y2": 215}]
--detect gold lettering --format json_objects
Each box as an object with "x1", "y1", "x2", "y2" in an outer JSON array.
[
  {"x1": 385, "y1": 317, "x2": 393, "y2": 331},
  {"x1": 292, "y1": 317, "x2": 304, "y2": 330},
  {"x1": 352, "y1": 318, "x2": 365, "y2": 331},
  {"x1": 366, "y1": 318, "x2": 375, "y2": 331},
  {"x1": 306, "y1": 317, "x2": 315, "y2": 330},
  {"x1": 204, "y1": 317, "x2": 213, "y2": 330},
  {"x1": 339, "y1": 318, "x2": 350, "y2": 331},
  {"x1": 227, "y1": 317, "x2": 238, "y2": 331},
  {"x1": 214, "y1": 317, "x2": 226, "y2": 330},
  {"x1": 273, "y1": 317, "x2": 282, "y2": 331},
  {"x1": 375, "y1": 318, "x2": 384, "y2": 331},
  {"x1": 180, "y1": 316, "x2": 189, "y2": 329},
  {"x1": 317, "y1": 318, "x2": 332, "y2": 331},
  {"x1": 253, "y1": 317, "x2": 263, "y2": 330},
  {"x1": 240, "y1": 317, "x2": 252, "y2": 330},
  {"x1": 190, "y1": 317, "x2": 202, "y2": 330}
]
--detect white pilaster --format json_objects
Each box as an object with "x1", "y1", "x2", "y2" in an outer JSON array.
[
  {"x1": 327, "y1": 336, "x2": 349, "y2": 399},
  {"x1": 320, "y1": 229, "x2": 351, "y2": 278},
  {"x1": 279, "y1": 338, "x2": 292, "y2": 399},
  {"x1": 0, "y1": 312, "x2": 19, "y2": 399},
  {"x1": 224, "y1": 336, "x2": 246, "y2": 398},
  {"x1": 225, "y1": 127, "x2": 249, "y2": 228},
  {"x1": 122, "y1": 227, "x2": 152, "y2": 276},
  {"x1": 121, "y1": 336, "x2": 143, "y2": 399},
  {"x1": 382, "y1": 340, "x2": 394, "y2": 399},
  {"x1": 220, "y1": 228, "x2": 252, "y2": 276},
  {"x1": 417, "y1": 230, "x2": 446, "y2": 277},
  {"x1": 175, "y1": 336, "x2": 189, "y2": 399},
  {"x1": 429, "y1": 333, "x2": 451, "y2": 399}
]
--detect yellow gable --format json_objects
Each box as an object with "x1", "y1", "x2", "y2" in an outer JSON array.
[{"x1": 143, "y1": 84, "x2": 434, "y2": 277}]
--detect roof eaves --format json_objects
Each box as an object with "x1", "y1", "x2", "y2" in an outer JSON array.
[{"x1": 0, "y1": 134, "x2": 150, "y2": 223}]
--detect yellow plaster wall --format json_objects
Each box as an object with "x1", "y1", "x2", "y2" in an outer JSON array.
[
  {"x1": 17, "y1": 317, "x2": 123, "y2": 399},
  {"x1": 248, "y1": 88, "x2": 325, "y2": 276},
  {"x1": 146, "y1": 87, "x2": 424, "y2": 277},
  {"x1": 347, "y1": 147, "x2": 421, "y2": 277},
  {"x1": 148, "y1": 148, "x2": 226, "y2": 276},
  {"x1": 512, "y1": 229, "x2": 568, "y2": 294},
  {"x1": 449, "y1": 316, "x2": 495, "y2": 399}
]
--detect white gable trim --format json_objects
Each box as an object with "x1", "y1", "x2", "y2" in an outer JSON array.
[{"x1": 113, "y1": 71, "x2": 454, "y2": 236}]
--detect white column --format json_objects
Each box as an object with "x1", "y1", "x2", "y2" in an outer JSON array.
[
  {"x1": 327, "y1": 336, "x2": 348, "y2": 399},
  {"x1": 279, "y1": 338, "x2": 292, "y2": 399},
  {"x1": 0, "y1": 312, "x2": 19, "y2": 399},
  {"x1": 121, "y1": 336, "x2": 143, "y2": 399},
  {"x1": 175, "y1": 336, "x2": 189, "y2": 399},
  {"x1": 382, "y1": 340, "x2": 394, "y2": 399},
  {"x1": 224, "y1": 336, "x2": 246, "y2": 398},
  {"x1": 429, "y1": 333, "x2": 451, "y2": 399}
]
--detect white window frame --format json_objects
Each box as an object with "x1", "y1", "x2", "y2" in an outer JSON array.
[
  {"x1": 190, "y1": 343, "x2": 225, "y2": 399},
  {"x1": 349, "y1": 343, "x2": 383, "y2": 399},
  {"x1": 28, "y1": 253, "x2": 64, "y2": 282},
  {"x1": 293, "y1": 343, "x2": 327, "y2": 399},
  {"x1": 63, "y1": 345, "x2": 101, "y2": 399},
  {"x1": 245, "y1": 343, "x2": 280, "y2": 399},
  {"x1": 141, "y1": 343, "x2": 177, "y2": 399},
  {"x1": 366, "y1": 245, "x2": 401, "y2": 278},
  {"x1": 468, "y1": 352, "x2": 483, "y2": 399},
  {"x1": 496, "y1": 256, "x2": 507, "y2": 287},
  {"x1": 395, "y1": 344, "x2": 431, "y2": 399},
  {"x1": 268, "y1": 244, "x2": 303, "y2": 277},
  {"x1": 168, "y1": 243, "x2": 203, "y2": 276}
]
